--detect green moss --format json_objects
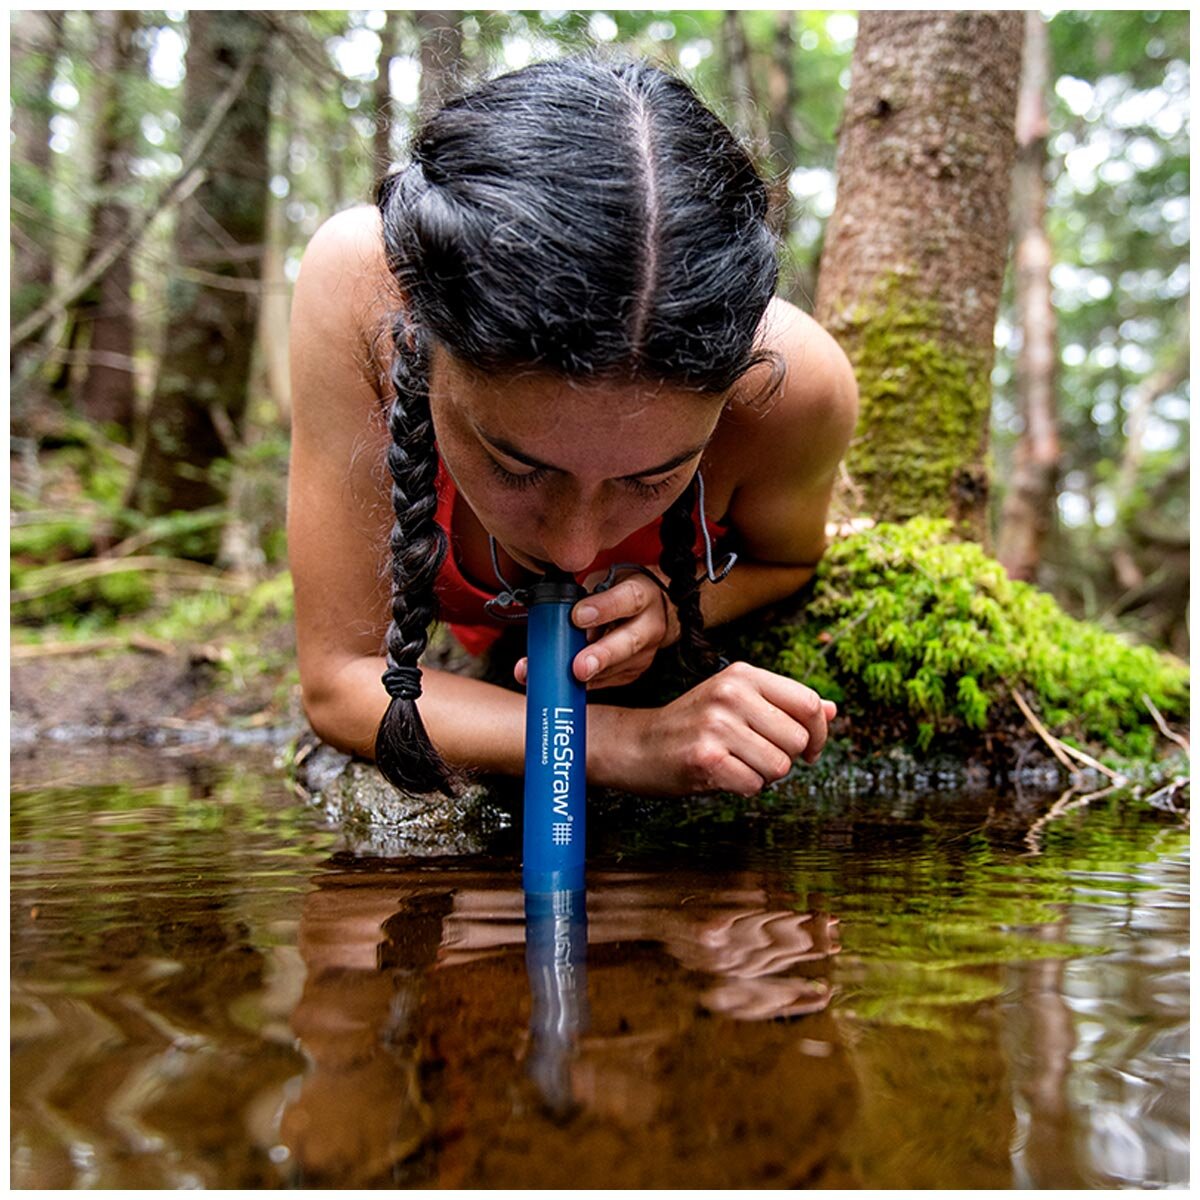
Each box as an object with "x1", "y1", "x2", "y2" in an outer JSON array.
[
  {"x1": 763, "y1": 518, "x2": 1189, "y2": 760},
  {"x1": 834, "y1": 277, "x2": 992, "y2": 530}
]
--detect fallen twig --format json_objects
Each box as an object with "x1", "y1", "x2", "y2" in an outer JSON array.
[
  {"x1": 1053, "y1": 738, "x2": 1126, "y2": 784},
  {"x1": 1011, "y1": 688, "x2": 1127, "y2": 784},
  {"x1": 11, "y1": 634, "x2": 174, "y2": 660},
  {"x1": 1142, "y1": 693, "x2": 1190, "y2": 754},
  {"x1": 12, "y1": 556, "x2": 248, "y2": 604},
  {"x1": 1011, "y1": 689, "x2": 1079, "y2": 775}
]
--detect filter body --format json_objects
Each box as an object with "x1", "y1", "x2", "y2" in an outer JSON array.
[{"x1": 522, "y1": 577, "x2": 587, "y2": 893}]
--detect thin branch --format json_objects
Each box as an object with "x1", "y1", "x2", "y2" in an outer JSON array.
[
  {"x1": 41, "y1": 347, "x2": 139, "y2": 375},
  {"x1": 1053, "y1": 738, "x2": 1126, "y2": 784},
  {"x1": 1142, "y1": 693, "x2": 1190, "y2": 753},
  {"x1": 11, "y1": 197, "x2": 287, "y2": 295},
  {"x1": 259, "y1": 11, "x2": 353, "y2": 95},
  {"x1": 1011, "y1": 689, "x2": 1129, "y2": 785},
  {"x1": 12, "y1": 634, "x2": 173, "y2": 660},
  {"x1": 12, "y1": 50, "x2": 260, "y2": 348},
  {"x1": 1011, "y1": 688, "x2": 1079, "y2": 775},
  {"x1": 174, "y1": 263, "x2": 291, "y2": 295},
  {"x1": 12, "y1": 556, "x2": 248, "y2": 604}
]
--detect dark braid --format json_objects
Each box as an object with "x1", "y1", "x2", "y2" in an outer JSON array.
[
  {"x1": 658, "y1": 477, "x2": 720, "y2": 677},
  {"x1": 373, "y1": 312, "x2": 460, "y2": 796}
]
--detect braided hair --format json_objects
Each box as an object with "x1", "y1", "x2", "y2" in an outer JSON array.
[{"x1": 374, "y1": 56, "x2": 781, "y2": 795}]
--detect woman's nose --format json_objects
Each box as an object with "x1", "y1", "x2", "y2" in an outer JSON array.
[{"x1": 539, "y1": 505, "x2": 604, "y2": 574}]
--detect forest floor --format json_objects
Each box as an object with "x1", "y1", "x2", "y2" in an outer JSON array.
[{"x1": 11, "y1": 592, "x2": 304, "y2": 752}]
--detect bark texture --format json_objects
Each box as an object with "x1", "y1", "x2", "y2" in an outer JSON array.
[
  {"x1": 72, "y1": 9, "x2": 141, "y2": 431},
  {"x1": 10, "y1": 9, "x2": 62, "y2": 422},
  {"x1": 815, "y1": 11, "x2": 1024, "y2": 542},
  {"x1": 10, "y1": 11, "x2": 60, "y2": 326},
  {"x1": 996, "y1": 11, "x2": 1060, "y2": 582},
  {"x1": 128, "y1": 12, "x2": 272, "y2": 521}
]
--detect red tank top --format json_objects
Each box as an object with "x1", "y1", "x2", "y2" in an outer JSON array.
[{"x1": 432, "y1": 459, "x2": 728, "y2": 655}]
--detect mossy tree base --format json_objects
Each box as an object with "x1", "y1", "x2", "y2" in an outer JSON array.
[
  {"x1": 740, "y1": 518, "x2": 1188, "y2": 765},
  {"x1": 831, "y1": 280, "x2": 994, "y2": 540}
]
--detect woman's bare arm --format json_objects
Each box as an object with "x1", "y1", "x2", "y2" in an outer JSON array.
[{"x1": 288, "y1": 207, "x2": 539, "y2": 768}]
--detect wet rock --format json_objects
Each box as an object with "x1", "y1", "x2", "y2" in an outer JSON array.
[{"x1": 296, "y1": 746, "x2": 511, "y2": 858}]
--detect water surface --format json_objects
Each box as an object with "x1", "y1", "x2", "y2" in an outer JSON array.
[{"x1": 10, "y1": 745, "x2": 1188, "y2": 1187}]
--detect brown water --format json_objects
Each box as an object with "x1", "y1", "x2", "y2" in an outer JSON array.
[{"x1": 10, "y1": 745, "x2": 1189, "y2": 1188}]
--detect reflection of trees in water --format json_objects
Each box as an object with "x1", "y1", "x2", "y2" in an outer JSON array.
[
  {"x1": 1003, "y1": 845, "x2": 1190, "y2": 1188},
  {"x1": 11, "y1": 775, "x2": 310, "y2": 1188},
  {"x1": 828, "y1": 811, "x2": 1189, "y2": 1189},
  {"x1": 281, "y1": 866, "x2": 855, "y2": 1188}
]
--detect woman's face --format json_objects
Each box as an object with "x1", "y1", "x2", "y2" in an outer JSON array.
[{"x1": 429, "y1": 347, "x2": 727, "y2": 574}]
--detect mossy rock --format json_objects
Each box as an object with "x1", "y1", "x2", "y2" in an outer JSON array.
[
  {"x1": 744, "y1": 518, "x2": 1189, "y2": 763},
  {"x1": 295, "y1": 742, "x2": 512, "y2": 857}
]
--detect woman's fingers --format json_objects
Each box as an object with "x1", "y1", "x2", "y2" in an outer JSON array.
[
  {"x1": 729, "y1": 726, "x2": 801, "y2": 791},
  {"x1": 740, "y1": 694, "x2": 813, "y2": 765},
  {"x1": 572, "y1": 572, "x2": 665, "y2": 632},
  {"x1": 572, "y1": 607, "x2": 666, "y2": 684},
  {"x1": 732, "y1": 662, "x2": 831, "y2": 762}
]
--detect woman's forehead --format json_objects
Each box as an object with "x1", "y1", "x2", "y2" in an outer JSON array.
[{"x1": 433, "y1": 348, "x2": 724, "y2": 464}]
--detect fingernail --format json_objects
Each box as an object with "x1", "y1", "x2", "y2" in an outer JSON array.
[
  {"x1": 575, "y1": 604, "x2": 598, "y2": 626},
  {"x1": 581, "y1": 655, "x2": 598, "y2": 679}
]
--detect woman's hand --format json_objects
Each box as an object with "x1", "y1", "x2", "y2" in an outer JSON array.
[
  {"x1": 597, "y1": 660, "x2": 837, "y2": 797},
  {"x1": 514, "y1": 567, "x2": 676, "y2": 690}
]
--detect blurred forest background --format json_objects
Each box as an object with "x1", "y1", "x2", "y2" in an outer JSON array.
[{"x1": 9, "y1": 9, "x2": 1190, "y2": 663}]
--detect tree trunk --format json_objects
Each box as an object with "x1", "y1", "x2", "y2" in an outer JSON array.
[
  {"x1": 10, "y1": 10, "x2": 62, "y2": 424},
  {"x1": 996, "y1": 12, "x2": 1059, "y2": 581},
  {"x1": 71, "y1": 9, "x2": 141, "y2": 433},
  {"x1": 814, "y1": 11, "x2": 1024, "y2": 542},
  {"x1": 415, "y1": 11, "x2": 464, "y2": 116},
  {"x1": 10, "y1": 11, "x2": 60, "y2": 325},
  {"x1": 765, "y1": 11, "x2": 799, "y2": 182},
  {"x1": 256, "y1": 69, "x2": 291, "y2": 422},
  {"x1": 373, "y1": 10, "x2": 402, "y2": 180},
  {"x1": 720, "y1": 12, "x2": 766, "y2": 151},
  {"x1": 127, "y1": 11, "x2": 272, "y2": 524}
]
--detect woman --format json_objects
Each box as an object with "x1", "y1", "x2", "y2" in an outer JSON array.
[{"x1": 288, "y1": 57, "x2": 857, "y2": 799}]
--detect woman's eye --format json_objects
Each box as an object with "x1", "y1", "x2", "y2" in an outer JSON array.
[
  {"x1": 625, "y1": 474, "x2": 676, "y2": 499},
  {"x1": 486, "y1": 454, "x2": 677, "y2": 500},
  {"x1": 487, "y1": 457, "x2": 547, "y2": 490}
]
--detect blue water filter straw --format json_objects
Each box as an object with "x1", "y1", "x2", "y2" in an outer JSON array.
[{"x1": 522, "y1": 570, "x2": 588, "y2": 893}]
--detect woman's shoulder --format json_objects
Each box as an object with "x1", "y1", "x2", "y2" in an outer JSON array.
[
  {"x1": 299, "y1": 203, "x2": 386, "y2": 279},
  {"x1": 758, "y1": 297, "x2": 857, "y2": 425},
  {"x1": 292, "y1": 204, "x2": 394, "y2": 366},
  {"x1": 720, "y1": 297, "x2": 858, "y2": 478}
]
